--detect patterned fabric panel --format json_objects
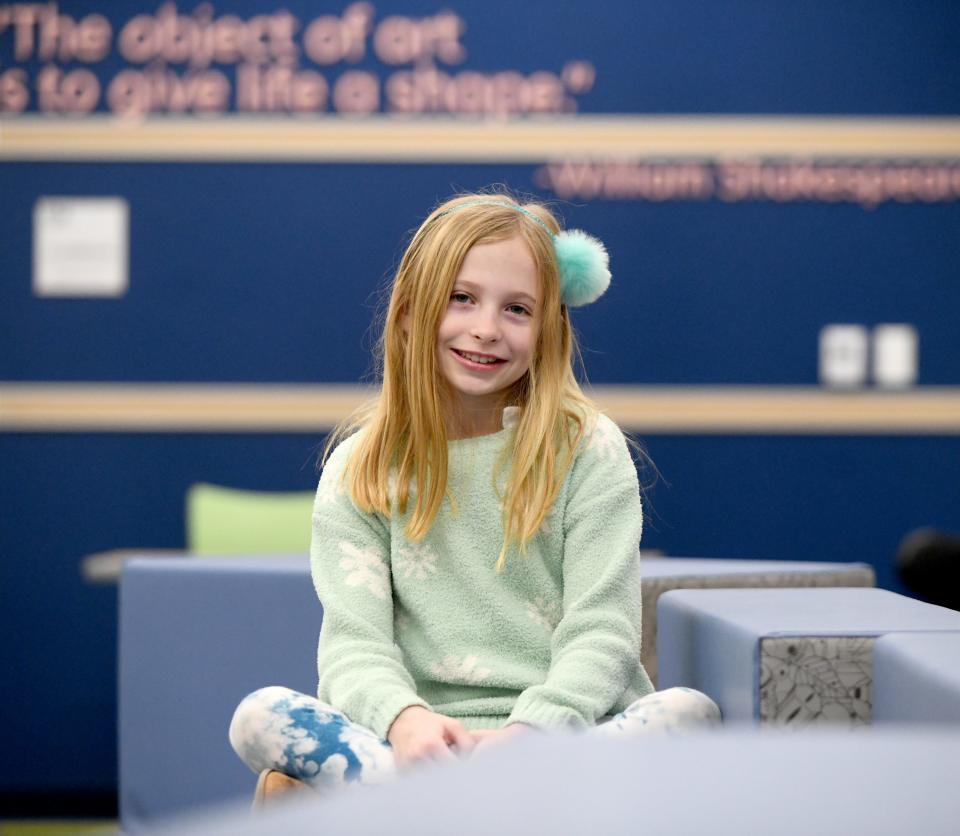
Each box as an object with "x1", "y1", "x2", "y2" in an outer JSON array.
[
  {"x1": 641, "y1": 567, "x2": 875, "y2": 685},
  {"x1": 759, "y1": 636, "x2": 874, "y2": 728}
]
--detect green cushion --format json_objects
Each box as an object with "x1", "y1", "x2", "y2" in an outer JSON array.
[{"x1": 185, "y1": 483, "x2": 314, "y2": 554}]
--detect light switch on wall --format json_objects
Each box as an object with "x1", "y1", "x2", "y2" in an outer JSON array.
[
  {"x1": 819, "y1": 324, "x2": 869, "y2": 388},
  {"x1": 873, "y1": 324, "x2": 918, "y2": 388}
]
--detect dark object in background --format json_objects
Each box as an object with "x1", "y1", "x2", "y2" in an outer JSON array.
[{"x1": 896, "y1": 528, "x2": 960, "y2": 611}]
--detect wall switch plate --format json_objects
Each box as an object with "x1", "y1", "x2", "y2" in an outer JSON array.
[
  {"x1": 819, "y1": 324, "x2": 869, "y2": 388},
  {"x1": 873, "y1": 324, "x2": 918, "y2": 388}
]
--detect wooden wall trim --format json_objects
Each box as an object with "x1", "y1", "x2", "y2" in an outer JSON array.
[
  {"x1": 2, "y1": 115, "x2": 958, "y2": 162},
  {"x1": 2, "y1": 383, "x2": 959, "y2": 434}
]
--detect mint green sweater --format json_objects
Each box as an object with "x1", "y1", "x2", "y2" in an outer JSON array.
[{"x1": 310, "y1": 410, "x2": 654, "y2": 740}]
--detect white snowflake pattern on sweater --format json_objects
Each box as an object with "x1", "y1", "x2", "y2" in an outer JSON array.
[
  {"x1": 395, "y1": 541, "x2": 439, "y2": 581},
  {"x1": 431, "y1": 654, "x2": 492, "y2": 684},
  {"x1": 338, "y1": 541, "x2": 390, "y2": 600},
  {"x1": 526, "y1": 596, "x2": 562, "y2": 630},
  {"x1": 586, "y1": 414, "x2": 621, "y2": 461},
  {"x1": 316, "y1": 472, "x2": 347, "y2": 506}
]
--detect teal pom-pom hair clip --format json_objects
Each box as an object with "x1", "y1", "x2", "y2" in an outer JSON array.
[
  {"x1": 552, "y1": 228, "x2": 611, "y2": 307},
  {"x1": 439, "y1": 200, "x2": 612, "y2": 308}
]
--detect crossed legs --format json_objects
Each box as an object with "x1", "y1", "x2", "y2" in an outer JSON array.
[{"x1": 229, "y1": 685, "x2": 721, "y2": 791}]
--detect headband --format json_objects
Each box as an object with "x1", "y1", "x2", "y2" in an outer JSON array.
[{"x1": 438, "y1": 200, "x2": 611, "y2": 307}]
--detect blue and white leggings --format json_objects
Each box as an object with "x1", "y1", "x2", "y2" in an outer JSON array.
[{"x1": 229, "y1": 686, "x2": 721, "y2": 791}]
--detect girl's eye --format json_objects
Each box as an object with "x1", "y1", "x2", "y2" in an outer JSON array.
[
  {"x1": 451, "y1": 292, "x2": 471, "y2": 304},
  {"x1": 507, "y1": 304, "x2": 530, "y2": 316}
]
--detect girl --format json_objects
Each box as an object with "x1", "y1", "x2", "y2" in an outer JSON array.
[{"x1": 229, "y1": 192, "x2": 720, "y2": 796}]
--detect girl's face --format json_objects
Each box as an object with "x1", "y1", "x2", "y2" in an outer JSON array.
[{"x1": 436, "y1": 235, "x2": 541, "y2": 421}]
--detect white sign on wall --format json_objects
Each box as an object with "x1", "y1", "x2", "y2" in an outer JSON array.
[{"x1": 33, "y1": 197, "x2": 129, "y2": 297}]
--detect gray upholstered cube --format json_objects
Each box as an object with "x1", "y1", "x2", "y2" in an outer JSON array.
[
  {"x1": 119, "y1": 556, "x2": 319, "y2": 829},
  {"x1": 640, "y1": 557, "x2": 874, "y2": 684},
  {"x1": 657, "y1": 587, "x2": 960, "y2": 728},
  {"x1": 160, "y1": 730, "x2": 960, "y2": 836},
  {"x1": 873, "y1": 632, "x2": 960, "y2": 725}
]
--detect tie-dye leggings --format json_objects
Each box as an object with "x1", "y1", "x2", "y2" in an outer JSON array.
[{"x1": 229, "y1": 686, "x2": 721, "y2": 791}]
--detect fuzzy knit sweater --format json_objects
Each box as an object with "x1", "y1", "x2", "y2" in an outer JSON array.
[{"x1": 310, "y1": 410, "x2": 654, "y2": 741}]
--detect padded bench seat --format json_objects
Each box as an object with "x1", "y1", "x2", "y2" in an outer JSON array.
[
  {"x1": 640, "y1": 557, "x2": 873, "y2": 683},
  {"x1": 162, "y1": 729, "x2": 960, "y2": 836},
  {"x1": 119, "y1": 555, "x2": 875, "y2": 827},
  {"x1": 873, "y1": 632, "x2": 960, "y2": 725},
  {"x1": 119, "y1": 556, "x2": 319, "y2": 830},
  {"x1": 657, "y1": 587, "x2": 960, "y2": 728}
]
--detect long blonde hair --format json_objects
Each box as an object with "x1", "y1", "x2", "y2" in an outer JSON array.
[{"x1": 326, "y1": 191, "x2": 596, "y2": 570}]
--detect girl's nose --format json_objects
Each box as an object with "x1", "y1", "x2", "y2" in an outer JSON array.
[{"x1": 470, "y1": 309, "x2": 500, "y2": 342}]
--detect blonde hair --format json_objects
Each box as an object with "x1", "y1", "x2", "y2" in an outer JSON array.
[{"x1": 326, "y1": 191, "x2": 596, "y2": 570}]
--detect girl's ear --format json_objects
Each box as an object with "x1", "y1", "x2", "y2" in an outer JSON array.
[{"x1": 400, "y1": 307, "x2": 411, "y2": 334}]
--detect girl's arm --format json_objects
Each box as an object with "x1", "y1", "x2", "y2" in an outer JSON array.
[
  {"x1": 506, "y1": 414, "x2": 645, "y2": 730},
  {"x1": 310, "y1": 438, "x2": 429, "y2": 741}
]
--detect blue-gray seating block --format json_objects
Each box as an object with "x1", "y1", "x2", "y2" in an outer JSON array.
[
  {"x1": 117, "y1": 555, "x2": 875, "y2": 827},
  {"x1": 119, "y1": 556, "x2": 321, "y2": 830},
  {"x1": 874, "y1": 632, "x2": 960, "y2": 725},
  {"x1": 657, "y1": 587, "x2": 960, "y2": 724},
  {"x1": 641, "y1": 557, "x2": 873, "y2": 580},
  {"x1": 149, "y1": 730, "x2": 960, "y2": 836},
  {"x1": 640, "y1": 557, "x2": 873, "y2": 683}
]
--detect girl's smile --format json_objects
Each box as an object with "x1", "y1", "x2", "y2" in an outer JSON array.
[
  {"x1": 436, "y1": 235, "x2": 540, "y2": 431},
  {"x1": 450, "y1": 348, "x2": 506, "y2": 369}
]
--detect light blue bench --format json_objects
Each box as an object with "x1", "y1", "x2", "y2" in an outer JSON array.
[
  {"x1": 119, "y1": 556, "x2": 319, "y2": 831},
  {"x1": 873, "y1": 632, "x2": 960, "y2": 725},
  {"x1": 640, "y1": 557, "x2": 873, "y2": 683},
  {"x1": 657, "y1": 587, "x2": 960, "y2": 727},
  {"x1": 118, "y1": 555, "x2": 874, "y2": 828},
  {"x1": 149, "y1": 729, "x2": 960, "y2": 836}
]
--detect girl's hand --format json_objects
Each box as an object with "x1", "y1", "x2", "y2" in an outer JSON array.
[
  {"x1": 470, "y1": 722, "x2": 533, "y2": 755},
  {"x1": 386, "y1": 705, "x2": 475, "y2": 768}
]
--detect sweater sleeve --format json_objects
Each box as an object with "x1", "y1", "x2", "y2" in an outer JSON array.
[
  {"x1": 506, "y1": 414, "x2": 644, "y2": 730},
  {"x1": 310, "y1": 437, "x2": 429, "y2": 740}
]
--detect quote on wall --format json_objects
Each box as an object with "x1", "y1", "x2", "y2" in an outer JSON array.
[
  {"x1": 3, "y1": 2, "x2": 956, "y2": 210},
  {"x1": 0, "y1": 1, "x2": 596, "y2": 116}
]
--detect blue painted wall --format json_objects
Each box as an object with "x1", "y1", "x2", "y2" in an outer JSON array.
[{"x1": 2, "y1": 0, "x2": 959, "y2": 796}]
